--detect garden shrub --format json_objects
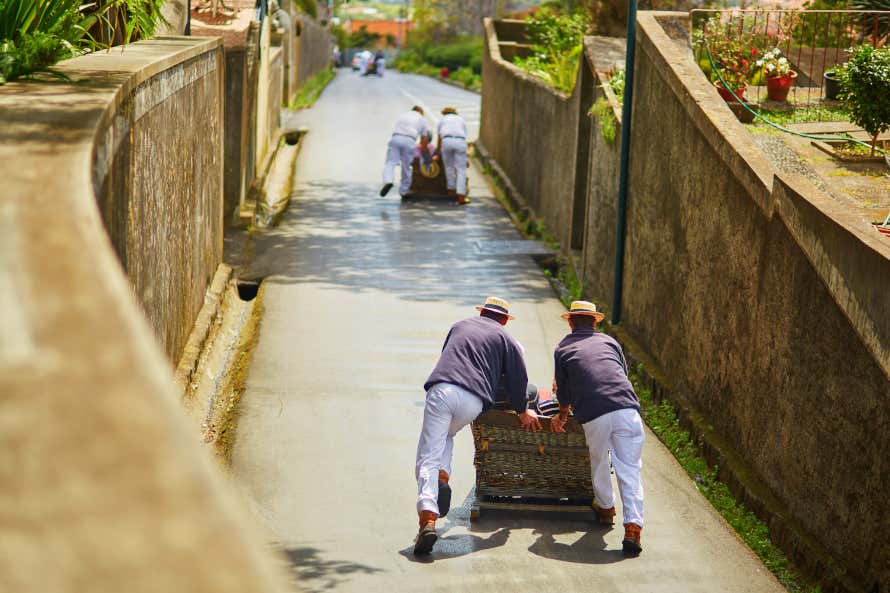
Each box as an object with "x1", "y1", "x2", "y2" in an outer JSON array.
[
  {"x1": 836, "y1": 44, "x2": 890, "y2": 155},
  {"x1": 450, "y1": 66, "x2": 481, "y2": 90},
  {"x1": 423, "y1": 38, "x2": 483, "y2": 73}
]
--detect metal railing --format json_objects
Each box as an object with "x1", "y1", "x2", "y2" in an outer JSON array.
[{"x1": 691, "y1": 9, "x2": 889, "y2": 112}]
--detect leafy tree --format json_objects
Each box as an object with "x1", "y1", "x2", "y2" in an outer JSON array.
[
  {"x1": 852, "y1": 0, "x2": 890, "y2": 44},
  {"x1": 837, "y1": 45, "x2": 890, "y2": 155},
  {"x1": 348, "y1": 25, "x2": 381, "y2": 48}
]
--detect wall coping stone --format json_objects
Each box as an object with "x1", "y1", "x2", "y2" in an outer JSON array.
[{"x1": 0, "y1": 38, "x2": 291, "y2": 591}]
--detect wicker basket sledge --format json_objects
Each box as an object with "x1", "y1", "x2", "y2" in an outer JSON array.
[{"x1": 470, "y1": 409, "x2": 594, "y2": 520}]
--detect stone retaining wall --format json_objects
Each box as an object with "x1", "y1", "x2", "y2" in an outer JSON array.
[
  {"x1": 295, "y1": 14, "x2": 333, "y2": 85},
  {"x1": 0, "y1": 37, "x2": 291, "y2": 592},
  {"x1": 624, "y1": 17, "x2": 888, "y2": 590},
  {"x1": 94, "y1": 42, "x2": 224, "y2": 362},
  {"x1": 480, "y1": 13, "x2": 889, "y2": 592},
  {"x1": 479, "y1": 19, "x2": 583, "y2": 251},
  {"x1": 580, "y1": 37, "x2": 626, "y2": 299}
]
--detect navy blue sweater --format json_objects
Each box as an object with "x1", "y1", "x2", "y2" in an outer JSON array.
[
  {"x1": 425, "y1": 316, "x2": 529, "y2": 413},
  {"x1": 553, "y1": 328, "x2": 639, "y2": 424}
]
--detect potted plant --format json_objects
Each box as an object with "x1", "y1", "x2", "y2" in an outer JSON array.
[
  {"x1": 693, "y1": 17, "x2": 758, "y2": 102},
  {"x1": 824, "y1": 66, "x2": 841, "y2": 101},
  {"x1": 837, "y1": 45, "x2": 890, "y2": 157},
  {"x1": 756, "y1": 48, "x2": 797, "y2": 102}
]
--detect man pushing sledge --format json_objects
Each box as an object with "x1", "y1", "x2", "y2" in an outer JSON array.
[
  {"x1": 550, "y1": 301, "x2": 646, "y2": 556},
  {"x1": 413, "y1": 297, "x2": 541, "y2": 555}
]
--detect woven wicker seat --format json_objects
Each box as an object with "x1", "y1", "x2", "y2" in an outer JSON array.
[{"x1": 470, "y1": 409, "x2": 594, "y2": 519}]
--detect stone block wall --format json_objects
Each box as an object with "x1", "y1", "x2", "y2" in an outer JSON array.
[
  {"x1": 0, "y1": 37, "x2": 291, "y2": 593},
  {"x1": 479, "y1": 18, "x2": 584, "y2": 251},
  {"x1": 624, "y1": 16, "x2": 888, "y2": 589},
  {"x1": 268, "y1": 46, "x2": 284, "y2": 147},
  {"x1": 295, "y1": 14, "x2": 333, "y2": 85},
  {"x1": 94, "y1": 41, "x2": 224, "y2": 362},
  {"x1": 480, "y1": 12, "x2": 890, "y2": 592}
]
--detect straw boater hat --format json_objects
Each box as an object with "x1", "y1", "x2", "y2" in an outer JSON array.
[
  {"x1": 441, "y1": 106, "x2": 457, "y2": 115},
  {"x1": 561, "y1": 300, "x2": 605, "y2": 322},
  {"x1": 476, "y1": 296, "x2": 515, "y2": 320}
]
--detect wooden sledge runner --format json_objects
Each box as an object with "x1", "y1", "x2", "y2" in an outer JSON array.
[{"x1": 470, "y1": 409, "x2": 594, "y2": 520}]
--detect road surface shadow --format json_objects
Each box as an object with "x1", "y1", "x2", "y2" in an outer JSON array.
[
  {"x1": 397, "y1": 490, "x2": 625, "y2": 565},
  {"x1": 239, "y1": 179, "x2": 555, "y2": 306},
  {"x1": 282, "y1": 546, "x2": 383, "y2": 592}
]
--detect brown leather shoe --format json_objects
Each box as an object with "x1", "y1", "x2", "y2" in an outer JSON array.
[
  {"x1": 593, "y1": 503, "x2": 616, "y2": 526},
  {"x1": 622, "y1": 523, "x2": 642, "y2": 556},
  {"x1": 437, "y1": 470, "x2": 452, "y2": 518},
  {"x1": 414, "y1": 510, "x2": 438, "y2": 555}
]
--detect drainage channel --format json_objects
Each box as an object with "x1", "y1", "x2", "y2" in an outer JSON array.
[{"x1": 236, "y1": 279, "x2": 261, "y2": 302}]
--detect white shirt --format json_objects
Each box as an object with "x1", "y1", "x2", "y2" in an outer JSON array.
[
  {"x1": 437, "y1": 113, "x2": 467, "y2": 139},
  {"x1": 392, "y1": 110, "x2": 429, "y2": 140}
]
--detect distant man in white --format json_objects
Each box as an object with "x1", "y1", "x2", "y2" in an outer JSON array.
[
  {"x1": 380, "y1": 106, "x2": 429, "y2": 198},
  {"x1": 358, "y1": 49, "x2": 373, "y2": 75},
  {"x1": 435, "y1": 107, "x2": 470, "y2": 205}
]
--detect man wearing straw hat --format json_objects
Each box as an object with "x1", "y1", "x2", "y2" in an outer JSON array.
[
  {"x1": 413, "y1": 297, "x2": 542, "y2": 555},
  {"x1": 550, "y1": 301, "x2": 645, "y2": 557},
  {"x1": 434, "y1": 106, "x2": 470, "y2": 205}
]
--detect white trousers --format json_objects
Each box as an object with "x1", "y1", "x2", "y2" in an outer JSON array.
[
  {"x1": 382, "y1": 134, "x2": 416, "y2": 196},
  {"x1": 440, "y1": 137, "x2": 468, "y2": 195},
  {"x1": 415, "y1": 382, "x2": 483, "y2": 514},
  {"x1": 582, "y1": 408, "x2": 645, "y2": 526}
]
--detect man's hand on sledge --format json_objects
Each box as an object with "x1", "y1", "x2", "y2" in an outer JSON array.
[
  {"x1": 550, "y1": 413, "x2": 568, "y2": 434},
  {"x1": 518, "y1": 409, "x2": 542, "y2": 432}
]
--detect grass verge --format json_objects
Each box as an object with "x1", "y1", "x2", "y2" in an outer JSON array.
[
  {"x1": 290, "y1": 67, "x2": 336, "y2": 110},
  {"x1": 474, "y1": 150, "x2": 821, "y2": 593}
]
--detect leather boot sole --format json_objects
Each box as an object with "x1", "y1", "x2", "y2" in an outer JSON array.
[
  {"x1": 437, "y1": 480, "x2": 451, "y2": 518},
  {"x1": 413, "y1": 526, "x2": 438, "y2": 555},
  {"x1": 622, "y1": 538, "x2": 642, "y2": 557}
]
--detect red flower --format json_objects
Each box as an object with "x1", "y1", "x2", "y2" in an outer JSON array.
[{"x1": 751, "y1": 48, "x2": 758, "y2": 55}]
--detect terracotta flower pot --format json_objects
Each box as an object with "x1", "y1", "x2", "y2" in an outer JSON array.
[
  {"x1": 766, "y1": 71, "x2": 797, "y2": 102},
  {"x1": 714, "y1": 80, "x2": 745, "y2": 102}
]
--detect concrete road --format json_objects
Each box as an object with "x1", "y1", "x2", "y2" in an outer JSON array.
[{"x1": 231, "y1": 70, "x2": 785, "y2": 593}]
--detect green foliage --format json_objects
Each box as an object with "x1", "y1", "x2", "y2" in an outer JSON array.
[
  {"x1": 590, "y1": 97, "x2": 617, "y2": 144},
  {"x1": 0, "y1": 0, "x2": 166, "y2": 84},
  {"x1": 852, "y1": 0, "x2": 890, "y2": 44},
  {"x1": 330, "y1": 23, "x2": 349, "y2": 49},
  {"x1": 836, "y1": 45, "x2": 890, "y2": 155},
  {"x1": 395, "y1": 36, "x2": 483, "y2": 88},
  {"x1": 692, "y1": 14, "x2": 768, "y2": 92},
  {"x1": 512, "y1": 6, "x2": 588, "y2": 93},
  {"x1": 295, "y1": 0, "x2": 317, "y2": 19},
  {"x1": 450, "y1": 65, "x2": 481, "y2": 90},
  {"x1": 608, "y1": 68, "x2": 624, "y2": 102},
  {"x1": 348, "y1": 25, "x2": 382, "y2": 48},
  {"x1": 424, "y1": 38, "x2": 483, "y2": 73},
  {"x1": 290, "y1": 66, "x2": 335, "y2": 110}
]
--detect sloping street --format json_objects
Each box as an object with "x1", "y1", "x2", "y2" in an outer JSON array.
[{"x1": 230, "y1": 70, "x2": 785, "y2": 593}]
